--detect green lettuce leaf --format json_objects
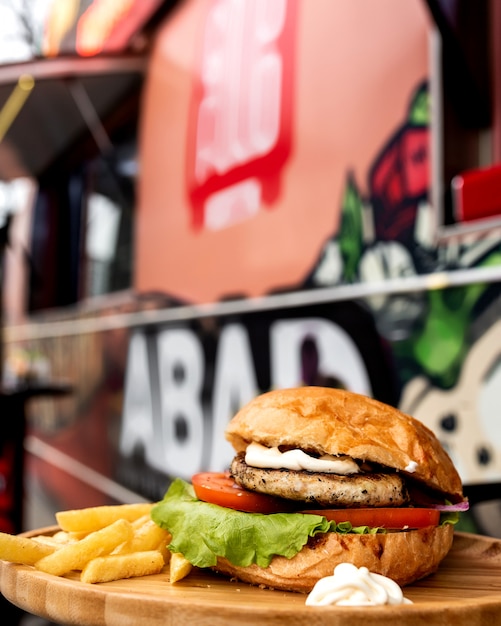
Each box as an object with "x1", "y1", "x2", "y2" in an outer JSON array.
[
  {"x1": 440, "y1": 510, "x2": 460, "y2": 526},
  {"x1": 151, "y1": 478, "x2": 335, "y2": 568},
  {"x1": 152, "y1": 480, "x2": 451, "y2": 570}
]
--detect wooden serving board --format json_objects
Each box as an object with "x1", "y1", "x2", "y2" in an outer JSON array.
[{"x1": 1, "y1": 530, "x2": 501, "y2": 626}]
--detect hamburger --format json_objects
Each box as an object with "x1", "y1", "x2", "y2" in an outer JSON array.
[{"x1": 151, "y1": 387, "x2": 467, "y2": 592}]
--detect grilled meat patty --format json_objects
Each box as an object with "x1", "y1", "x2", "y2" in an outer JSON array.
[{"x1": 230, "y1": 453, "x2": 409, "y2": 508}]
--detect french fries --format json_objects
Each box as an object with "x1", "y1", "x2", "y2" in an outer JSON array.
[
  {"x1": 169, "y1": 552, "x2": 193, "y2": 583},
  {"x1": 113, "y1": 518, "x2": 170, "y2": 555},
  {"x1": 81, "y1": 550, "x2": 164, "y2": 584},
  {"x1": 35, "y1": 519, "x2": 134, "y2": 576},
  {"x1": 0, "y1": 532, "x2": 57, "y2": 565},
  {"x1": 56, "y1": 503, "x2": 153, "y2": 533},
  {"x1": 0, "y1": 502, "x2": 178, "y2": 586}
]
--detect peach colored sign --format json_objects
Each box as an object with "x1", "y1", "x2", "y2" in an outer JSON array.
[{"x1": 137, "y1": 0, "x2": 431, "y2": 304}]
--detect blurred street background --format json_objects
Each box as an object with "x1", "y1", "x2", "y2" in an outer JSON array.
[{"x1": 1, "y1": 0, "x2": 501, "y2": 623}]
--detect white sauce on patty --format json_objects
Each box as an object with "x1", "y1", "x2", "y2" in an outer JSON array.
[
  {"x1": 245, "y1": 442, "x2": 360, "y2": 474},
  {"x1": 405, "y1": 460, "x2": 419, "y2": 473}
]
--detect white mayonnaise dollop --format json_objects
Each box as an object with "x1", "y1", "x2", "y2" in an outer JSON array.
[
  {"x1": 305, "y1": 563, "x2": 412, "y2": 606},
  {"x1": 245, "y1": 442, "x2": 359, "y2": 474}
]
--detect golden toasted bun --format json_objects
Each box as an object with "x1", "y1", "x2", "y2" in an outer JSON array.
[
  {"x1": 213, "y1": 524, "x2": 454, "y2": 592},
  {"x1": 225, "y1": 387, "x2": 463, "y2": 499}
]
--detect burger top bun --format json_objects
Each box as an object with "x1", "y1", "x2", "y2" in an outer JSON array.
[{"x1": 225, "y1": 386, "x2": 463, "y2": 500}]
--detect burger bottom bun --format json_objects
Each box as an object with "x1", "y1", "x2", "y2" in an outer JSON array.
[{"x1": 213, "y1": 524, "x2": 455, "y2": 593}]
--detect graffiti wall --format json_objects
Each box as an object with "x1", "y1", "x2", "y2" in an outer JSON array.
[
  {"x1": 3, "y1": 0, "x2": 500, "y2": 533},
  {"x1": 132, "y1": 0, "x2": 501, "y2": 489}
]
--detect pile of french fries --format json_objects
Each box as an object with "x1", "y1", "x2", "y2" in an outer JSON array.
[{"x1": 0, "y1": 503, "x2": 193, "y2": 584}]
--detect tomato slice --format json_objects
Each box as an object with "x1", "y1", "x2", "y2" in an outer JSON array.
[
  {"x1": 192, "y1": 472, "x2": 294, "y2": 514},
  {"x1": 300, "y1": 507, "x2": 440, "y2": 529},
  {"x1": 192, "y1": 473, "x2": 440, "y2": 527}
]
